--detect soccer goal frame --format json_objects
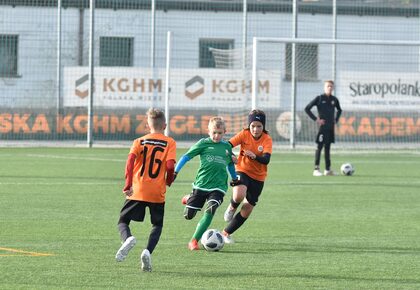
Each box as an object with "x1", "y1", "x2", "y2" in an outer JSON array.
[{"x1": 251, "y1": 37, "x2": 420, "y2": 149}]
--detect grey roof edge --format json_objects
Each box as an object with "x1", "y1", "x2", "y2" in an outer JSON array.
[{"x1": 0, "y1": 0, "x2": 418, "y2": 17}]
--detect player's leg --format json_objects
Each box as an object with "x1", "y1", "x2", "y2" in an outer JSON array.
[
  {"x1": 323, "y1": 128, "x2": 335, "y2": 175},
  {"x1": 141, "y1": 202, "x2": 165, "y2": 272},
  {"x1": 183, "y1": 189, "x2": 206, "y2": 250},
  {"x1": 183, "y1": 189, "x2": 204, "y2": 220},
  {"x1": 188, "y1": 191, "x2": 223, "y2": 250},
  {"x1": 223, "y1": 178, "x2": 264, "y2": 243},
  {"x1": 315, "y1": 142, "x2": 323, "y2": 168},
  {"x1": 116, "y1": 200, "x2": 145, "y2": 262},
  {"x1": 313, "y1": 140, "x2": 323, "y2": 176},
  {"x1": 191, "y1": 196, "x2": 222, "y2": 241},
  {"x1": 224, "y1": 172, "x2": 248, "y2": 222},
  {"x1": 324, "y1": 142, "x2": 331, "y2": 171},
  {"x1": 146, "y1": 202, "x2": 164, "y2": 254},
  {"x1": 117, "y1": 218, "x2": 131, "y2": 242}
]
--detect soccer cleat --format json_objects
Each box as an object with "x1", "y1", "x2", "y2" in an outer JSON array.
[
  {"x1": 222, "y1": 230, "x2": 234, "y2": 244},
  {"x1": 181, "y1": 194, "x2": 190, "y2": 205},
  {"x1": 224, "y1": 205, "x2": 236, "y2": 222},
  {"x1": 188, "y1": 239, "x2": 199, "y2": 251},
  {"x1": 115, "y1": 236, "x2": 137, "y2": 262},
  {"x1": 324, "y1": 170, "x2": 337, "y2": 176},
  {"x1": 140, "y1": 249, "x2": 152, "y2": 272},
  {"x1": 313, "y1": 169, "x2": 323, "y2": 177}
]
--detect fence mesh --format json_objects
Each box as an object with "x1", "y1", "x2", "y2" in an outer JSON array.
[{"x1": 0, "y1": 0, "x2": 419, "y2": 149}]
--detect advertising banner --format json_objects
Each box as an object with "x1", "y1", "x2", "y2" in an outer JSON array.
[
  {"x1": 1, "y1": 109, "x2": 419, "y2": 143},
  {"x1": 63, "y1": 67, "x2": 281, "y2": 109},
  {"x1": 338, "y1": 72, "x2": 420, "y2": 111}
]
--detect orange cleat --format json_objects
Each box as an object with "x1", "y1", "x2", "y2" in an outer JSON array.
[
  {"x1": 181, "y1": 194, "x2": 190, "y2": 205},
  {"x1": 188, "y1": 239, "x2": 199, "y2": 251}
]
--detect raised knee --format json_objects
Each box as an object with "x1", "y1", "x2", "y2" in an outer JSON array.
[{"x1": 205, "y1": 200, "x2": 220, "y2": 215}]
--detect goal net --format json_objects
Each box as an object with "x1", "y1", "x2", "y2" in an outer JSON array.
[
  {"x1": 210, "y1": 46, "x2": 253, "y2": 69},
  {"x1": 250, "y1": 37, "x2": 420, "y2": 149},
  {"x1": 209, "y1": 45, "x2": 286, "y2": 140},
  {"x1": 207, "y1": 46, "x2": 256, "y2": 139}
]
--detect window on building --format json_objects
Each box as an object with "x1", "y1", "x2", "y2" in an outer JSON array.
[
  {"x1": 0, "y1": 35, "x2": 18, "y2": 77},
  {"x1": 100, "y1": 37, "x2": 133, "y2": 67},
  {"x1": 199, "y1": 38, "x2": 234, "y2": 68},
  {"x1": 285, "y1": 43, "x2": 318, "y2": 81}
]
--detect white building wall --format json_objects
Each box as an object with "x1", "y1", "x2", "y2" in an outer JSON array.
[{"x1": 0, "y1": 5, "x2": 419, "y2": 109}]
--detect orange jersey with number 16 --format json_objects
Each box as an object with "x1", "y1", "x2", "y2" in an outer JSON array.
[
  {"x1": 229, "y1": 129, "x2": 272, "y2": 182},
  {"x1": 128, "y1": 133, "x2": 176, "y2": 203}
]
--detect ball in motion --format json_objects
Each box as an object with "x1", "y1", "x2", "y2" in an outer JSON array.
[
  {"x1": 340, "y1": 163, "x2": 355, "y2": 176},
  {"x1": 200, "y1": 229, "x2": 225, "y2": 251}
]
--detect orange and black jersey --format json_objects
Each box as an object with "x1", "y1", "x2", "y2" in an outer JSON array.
[
  {"x1": 229, "y1": 129, "x2": 272, "y2": 182},
  {"x1": 128, "y1": 133, "x2": 176, "y2": 203}
]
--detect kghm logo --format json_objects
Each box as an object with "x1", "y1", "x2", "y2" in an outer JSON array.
[
  {"x1": 74, "y1": 74, "x2": 89, "y2": 99},
  {"x1": 185, "y1": 75, "x2": 204, "y2": 100}
]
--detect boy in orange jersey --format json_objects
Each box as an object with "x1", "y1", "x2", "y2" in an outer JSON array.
[
  {"x1": 115, "y1": 108, "x2": 176, "y2": 272},
  {"x1": 222, "y1": 109, "x2": 272, "y2": 244}
]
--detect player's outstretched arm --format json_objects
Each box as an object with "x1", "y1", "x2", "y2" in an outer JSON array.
[{"x1": 173, "y1": 155, "x2": 191, "y2": 179}]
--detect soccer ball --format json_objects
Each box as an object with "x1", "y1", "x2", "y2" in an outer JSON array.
[
  {"x1": 340, "y1": 163, "x2": 355, "y2": 176},
  {"x1": 200, "y1": 229, "x2": 225, "y2": 252}
]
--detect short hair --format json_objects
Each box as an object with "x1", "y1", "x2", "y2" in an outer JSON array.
[
  {"x1": 208, "y1": 116, "x2": 226, "y2": 131},
  {"x1": 147, "y1": 107, "x2": 166, "y2": 130},
  {"x1": 324, "y1": 80, "x2": 334, "y2": 86}
]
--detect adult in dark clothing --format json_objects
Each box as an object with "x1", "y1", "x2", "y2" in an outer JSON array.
[{"x1": 305, "y1": 80, "x2": 342, "y2": 176}]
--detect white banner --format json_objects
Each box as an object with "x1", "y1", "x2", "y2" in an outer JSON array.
[
  {"x1": 338, "y1": 72, "x2": 420, "y2": 111},
  {"x1": 63, "y1": 67, "x2": 281, "y2": 109}
]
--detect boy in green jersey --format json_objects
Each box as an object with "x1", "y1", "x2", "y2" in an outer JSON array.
[{"x1": 174, "y1": 117, "x2": 240, "y2": 250}]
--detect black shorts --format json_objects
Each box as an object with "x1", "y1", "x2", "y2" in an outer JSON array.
[
  {"x1": 316, "y1": 126, "x2": 335, "y2": 144},
  {"x1": 185, "y1": 189, "x2": 224, "y2": 211},
  {"x1": 237, "y1": 172, "x2": 264, "y2": 206},
  {"x1": 119, "y1": 199, "x2": 165, "y2": 227}
]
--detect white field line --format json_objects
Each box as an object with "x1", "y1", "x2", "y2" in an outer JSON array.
[
  {"x1": 2, "y1": 180, "x2": 419, "y2": 186},
  {"x1": 265, "y1": 180, "x2": 420, "y2": 186},
  {"x1": 0, "y1": 182, "x2": 118, "y2": 185},
  {"x1": 271, "y1": 160, "x2": 420, "y2": 164},
  {"x1": 26, "y1": 154, "x2": 125, "y2": 162},
  {"x1": 22, "y1": 154, "x2": 420, "y2": 164}
]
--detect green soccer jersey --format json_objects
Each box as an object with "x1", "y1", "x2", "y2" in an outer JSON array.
[{"x1": 185, "y1": 137, "x2": 234, "y2": 194}]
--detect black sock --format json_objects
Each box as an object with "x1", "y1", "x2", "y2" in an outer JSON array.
[
  {"x1": 118, "y1": 222, "x2": 131, "y2": 242},
  {"x1": 224, "y1": 213, "x2": 247, "y2": 235},
  {"x1": 146, "y1": 225, "x2": 162, "y2": 254}
]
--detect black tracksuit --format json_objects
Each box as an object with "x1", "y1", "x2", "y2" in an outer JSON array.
[{"x1": 305, "y1": 94, "x2": 342, "y2": 170}]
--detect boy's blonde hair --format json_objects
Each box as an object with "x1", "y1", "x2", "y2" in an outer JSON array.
[
  {"x1": 208, "y1": 116, "x2": 226, "y2": 131},
  {"x1": 147, "y1": 107, "x2": 166, "y2": 130},
  {"x1": 325, "y1": 80, "x2": 334, "y2": 86}
]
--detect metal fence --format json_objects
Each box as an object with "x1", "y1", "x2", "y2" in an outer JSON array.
[{"x1": 0, "y1": 0, "x2": 419, "y2": 149}]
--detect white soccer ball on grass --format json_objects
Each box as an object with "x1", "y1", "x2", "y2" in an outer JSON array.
[
  {"x1": 200, "y1": 229, "x2": 225, "y2": 252},
  {"x1": 340, "y1": 163, "x2": 355, "y2": 176}
]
